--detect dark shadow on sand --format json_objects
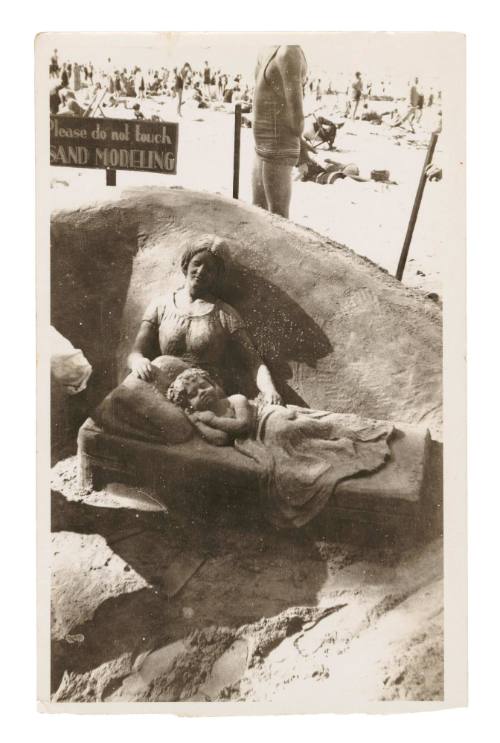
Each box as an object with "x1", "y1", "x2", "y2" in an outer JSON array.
[{"x1": 50, "y1": 488, "x2": 329, "y2": 694}]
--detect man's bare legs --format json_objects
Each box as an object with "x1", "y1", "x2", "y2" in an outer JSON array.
[
  {"x1": 399, "y1": 106, "x2": 416, "y2": 132},
  {"x1": 252, "y1": 155, "x2": 293, "y2": 219},
  {"x1": 252, "y1": 155, "x2": 268, "y2": 210}
]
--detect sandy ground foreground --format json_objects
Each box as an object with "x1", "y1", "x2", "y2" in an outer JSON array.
[
  {"x1": 51, "y1": 460, "x2": 443, "y2": 704},
  {"x1": 48, "y1": 91, "x2": 444, "y2": 705}
]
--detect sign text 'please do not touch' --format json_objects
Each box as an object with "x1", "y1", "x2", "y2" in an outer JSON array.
[{"x1": 50, "y1": 116, "x2": 179, "y2": 174}]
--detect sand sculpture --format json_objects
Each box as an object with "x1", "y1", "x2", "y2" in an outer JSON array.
[
  {"x1": 50, "y1": 186, "x2": 444, "y2": 702},
  {"x1": 51, "y1": 186, "x2": 442, "y2": 448}
]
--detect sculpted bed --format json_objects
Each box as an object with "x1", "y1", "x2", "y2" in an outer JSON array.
[{"x1": 51, "y1": 187, "x2": 442, "y2": 537}]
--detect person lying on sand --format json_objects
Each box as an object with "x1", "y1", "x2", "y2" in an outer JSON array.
[
  {"x1": 425, "y1": 163, "x2": 443, "y2": 181},
  {"x1": 295, "y1": 138, "x2": 365, "y2": 184},
  {"x1": 58, "y1": 90, "x2": 85, "y2": 117}
]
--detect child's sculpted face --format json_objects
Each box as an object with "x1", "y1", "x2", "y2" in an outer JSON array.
[{"x1": 185, "y1": 375, "x2": 218, "y2": 411}]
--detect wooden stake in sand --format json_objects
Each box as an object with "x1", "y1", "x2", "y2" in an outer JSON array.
[
  {"x1": 233, "y1": 104, "x2": 242, "y2": 199},
  {"x1": 396, "y1": 131, "x2": 439, "y2": 281},
  {"x1": 106, "y1": 168, "x2": 116, "y2": 187}
]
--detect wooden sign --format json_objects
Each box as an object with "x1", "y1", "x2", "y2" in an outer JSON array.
[{"x1": 50, "y1": 116, "x2": 179, "y2": 175}]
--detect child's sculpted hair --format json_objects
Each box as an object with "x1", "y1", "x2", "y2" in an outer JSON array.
[{"x1": 166, "y1": 368, "x2": 214, "y2": 410}]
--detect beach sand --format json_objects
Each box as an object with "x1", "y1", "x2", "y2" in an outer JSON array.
[
  {"x1": 50, "y1": 90, "x2": 444, "y2": 296},
  {"x1": 47, "y1": 90, "x2": 444, "y2": 705}
]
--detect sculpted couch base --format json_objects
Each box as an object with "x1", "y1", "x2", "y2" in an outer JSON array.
[{"x1": 77, "y1": 416, "x2": 433, "y2": 539}]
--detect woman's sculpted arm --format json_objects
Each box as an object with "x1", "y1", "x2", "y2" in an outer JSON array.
[
  {"x1": 128, "y1": 322, "x2": 156, "y2": 381},
  {"x1": 128, "y1": 298, "x2": 161, "y2": 381}
]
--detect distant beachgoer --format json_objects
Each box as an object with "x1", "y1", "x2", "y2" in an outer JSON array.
[
  {"x1": 252, "y1": 45, "x2": 308, "y2": 218},
  {"x1": 203, "y1": 61, "x2": 211, "y2": 96},
  {"x1": 350, "y1": 71, "x2": 363, "y2": 119},
  {"x1": 60, "y1": 64, "x2": 69, "y2": 89},
  {"x1": 397, "y1": 77, "x2": 421, "y2": 133},
  {"x1": 132, "y1": 103, "x2": 145, "y2": 120},
  {"x1": 304, "y1": 115, "x2": 341, "y2": 150},
  {"x1": 315, "y1": 79, "x2": 322, "y2": 102},
  {"x1": 50, "y1": 81, "x2": 63, "y2": 115},
  {"x1": 295, "y1": 138, "x2": 363, "y2": 184},
  {"x1": 49, "y1": 49, "x2": 59, "y2": 78},
  {"x1": 192, "y1": 82, "x2": 209, "y2": 108},
  {"x1": 58, "y1": 91, "x2": 85, "y2": 117},
  {"x1": 174, "y1": 63, "x2": 192, "y2": 116},
  {"x1": 416, "y1": 92, "x2": 425, "y2": 123},
  {"x1": 425, "y1": 164, "x2": 442, "y2": 181},
  {"x1": 73, "y1": 63, "x2": 81, "y2": 92}
]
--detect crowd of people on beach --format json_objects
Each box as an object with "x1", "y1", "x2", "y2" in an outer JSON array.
[
  {"x1": 49, "y1": 45, "x2": 443, "y2": 218},
  {"x1": 49, "y1": 49, "x2": 256, "y2": 119},
  {"x1": 49, "y1": 47, "x2": 440, "y2": 125}
]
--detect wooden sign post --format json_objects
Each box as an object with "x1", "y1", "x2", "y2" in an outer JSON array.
[
  {"x1": 106, "y1": 168, "x2": 116, "y2": 186},
  {"x1": 233, "y1": 104, "x2": 242, "y2": 199}
]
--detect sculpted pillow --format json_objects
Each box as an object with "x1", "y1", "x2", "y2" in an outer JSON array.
[{"x1": 95, "y1": 356, "x2": 194, "y2": 444}]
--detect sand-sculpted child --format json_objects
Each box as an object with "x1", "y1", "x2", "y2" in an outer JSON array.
[
  {"x1": 166, "y1": 367, "x2": 254, "y2": 446},
  {"x1": 167, "y1": 367, "x2": 394, "y2": 528}
]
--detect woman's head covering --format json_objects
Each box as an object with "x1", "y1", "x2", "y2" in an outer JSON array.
[
  {"x1": 180, "y1": 235, "x2": 227, "y2": 278},
  {"x1": 166, "y1": 367, "x2": 214, "y2": 410}
]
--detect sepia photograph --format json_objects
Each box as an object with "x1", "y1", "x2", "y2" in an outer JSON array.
[{"x1": 36, "y1": 30, "x2": 466, "y2": 712}]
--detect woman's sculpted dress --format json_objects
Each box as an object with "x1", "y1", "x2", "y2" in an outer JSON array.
[{"x1": 142, "y1": 291, "x2": 245, "y2": 383}]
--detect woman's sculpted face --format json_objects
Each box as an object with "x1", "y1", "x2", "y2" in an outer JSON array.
[{"x1": 186, "y1": 250, "x2": 219, "y2": 294}]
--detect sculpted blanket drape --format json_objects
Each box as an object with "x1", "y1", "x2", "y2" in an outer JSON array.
[{"x1": 235, "y1": 406, "x2": 394, "y2": 528}]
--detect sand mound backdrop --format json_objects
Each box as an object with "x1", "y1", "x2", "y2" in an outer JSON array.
[{"x1": 51, "y1": 186, "x2": 442, "y2": 447}]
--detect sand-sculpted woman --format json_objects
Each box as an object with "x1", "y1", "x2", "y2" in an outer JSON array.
[
  {"x1": 128, "y1": 235, "x2": 281, "y2": 404},
  {"x1": 96, "y1": 236, "x2": 281, "y2": 445}
]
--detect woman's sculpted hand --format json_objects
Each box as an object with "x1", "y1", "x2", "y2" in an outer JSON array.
[
  {"x1": 130, "y1": 354, "x2": 154, "y2": 382},
  {"x1": 264, "y1": 389, "x2": 282, "y2": 406}
]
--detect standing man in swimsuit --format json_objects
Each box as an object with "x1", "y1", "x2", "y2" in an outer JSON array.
[{"x1": 252, "y1": 45, "x2": 308, "y2": 219}]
